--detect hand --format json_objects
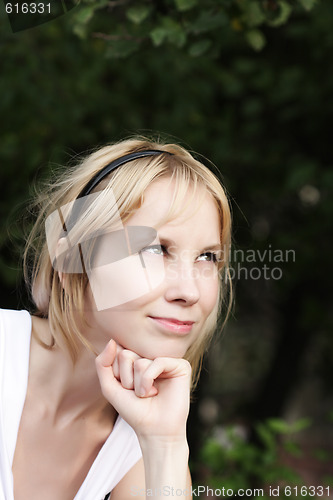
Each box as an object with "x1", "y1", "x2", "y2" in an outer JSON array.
[{"x1": 95, "y1": 340, "x2": 191, "y2": 442}]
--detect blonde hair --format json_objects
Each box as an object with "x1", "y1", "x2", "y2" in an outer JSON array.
[{"x1": 24, "y1": 137, "x2": 232, "y2": 388}]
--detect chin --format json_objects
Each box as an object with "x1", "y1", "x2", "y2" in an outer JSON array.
[{"x1": 131, "y1": 343, "x2": 188, "y2": 361}]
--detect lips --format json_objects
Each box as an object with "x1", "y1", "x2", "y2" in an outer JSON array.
[{"x1": 148, "y1": 316, "x2": 195, "y2": 334}]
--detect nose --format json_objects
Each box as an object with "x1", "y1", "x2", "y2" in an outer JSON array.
[{"x1": 164, "y1": 260, "x2": 200, "y2": 305}]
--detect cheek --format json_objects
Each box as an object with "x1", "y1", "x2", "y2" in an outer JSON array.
[{"x1": 198, "y1": 271, "x2": 220, "y2": 316}]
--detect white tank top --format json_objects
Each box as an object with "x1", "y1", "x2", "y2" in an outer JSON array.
[{"x1": 0, "y1": 309, "x2": 142, "y2": 500}]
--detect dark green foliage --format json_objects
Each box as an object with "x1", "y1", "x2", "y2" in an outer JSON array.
[
  {"x1": 196, "y1": 418, "x2": 324, "y2": 499},
  {"x1": 68, "y1": 0, "x2": 318, "y2": 56}
]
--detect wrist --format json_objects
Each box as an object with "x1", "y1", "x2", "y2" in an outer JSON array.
[
  {"x1": 139, "y1": 438, "x2": 189, "y2": 485},
  {"x1": 139, "y1": 434, "x2": 189, "y2": 456}
]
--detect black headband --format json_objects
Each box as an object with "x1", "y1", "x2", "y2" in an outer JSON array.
[
  {"x1": 62, "y1": 149, "x2": 171, "y2": 234},
  {"x1": 77, "y1": 149, "x2": 171, "y2": 198}
]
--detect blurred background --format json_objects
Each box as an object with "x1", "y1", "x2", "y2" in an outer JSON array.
[{"x1": 0, "y1": 0, "x2": 332, "y2": 497}]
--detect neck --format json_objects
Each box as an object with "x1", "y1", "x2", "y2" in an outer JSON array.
[{"x1": 29, "y1": 315, "x2": 116, "y2": 428}]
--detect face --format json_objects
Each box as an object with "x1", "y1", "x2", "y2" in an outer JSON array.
[{"x1": 84, "y1": 177, "x2": 221, "y2": 360}]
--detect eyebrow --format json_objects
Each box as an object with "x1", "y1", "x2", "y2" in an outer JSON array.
[
  {"x1": 200, "y1": 244, "x2": 223, "y2": 252},
  {"x1": 157, "y1": 236, "x2": 222, "y2": 253}
]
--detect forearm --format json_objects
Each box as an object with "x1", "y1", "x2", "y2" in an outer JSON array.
[{"x1": 139, "y1": 437, "x2": 191, "y2": 499}]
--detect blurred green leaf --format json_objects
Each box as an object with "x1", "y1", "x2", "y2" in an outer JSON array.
[
  {"x1": 267, "y1": 418, "x2": 291, "y2": 433},
  {"x1": 150, "y1": 18, "x2": 186, "y2": 47},
  {"x1": 241, "y1": 1, "x2": 266, "y2": 27},
  {"x1": 200, "y1": 439, "x2": 225, "y2": 468},
  {"x1": 150, "y1": 27, "x2": 168, "y2": 46},
  {"x1": 289, "y1": 418, "x2": 312, "y2": 432},
  {"x1": 256, "y1": 422, "x2": 276, "y2": 450},
  {"x1": 245, "y1": 29, "x2": 266, "y2": 51},
  {"x1": 189, "y1": 10, "x2": 228, "y2": 34},
  {"x1": 267, "y1": 417, "x2": 311, "y2": 435},
  {"x1": 298, "y1": 0, "x2": 318, "y2": 11},
  {"x1": 268, "y1": 1, "x2": 293, "y2": 27},
  {"x1": 284, "y1": 440, "x2": 302, "y2": 457},
  {"x1": 105, "y1": 39, "x2": 139, "y2": 59},
  {"x1": 126, "y1": 6, "x2": 151, "y2": 24},
  {"x1": 75, "y1": 5, "x2": 94, "y2": 24},
  {"x1": 174, "y1": 0, "x2": 198, "y2": 12},
  {"x1": 188, "y1": 39, "x2": 212, "y2": 57},
  {"x1": 73, "y1": 23, "x2": 88, "y2": 38},
  {"x1": 163, "y1": 18, "x2": 187, "y2": 47}
]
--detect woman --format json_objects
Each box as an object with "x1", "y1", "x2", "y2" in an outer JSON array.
[{"x1": 0, "y1": 138, "x2": 232, "y2": 500}]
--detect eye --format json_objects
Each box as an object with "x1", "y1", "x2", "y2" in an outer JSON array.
[
  {"x1": 141, "y1": 244, "x2": 167, "y2": 256},
  {"x1": 197, "y1": 252, "x2": 218, "y2": 263}
]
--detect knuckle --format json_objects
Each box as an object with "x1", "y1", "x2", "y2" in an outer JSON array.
[
  {"x1": 119, "y1": 349, "x2": 139, "y2": 362},
  {"x1": 121, "y1": 378, "x2": 133, "y2": 389},
  {"x1": 182, "y1": 358, "x2": 191, "y2": 370},
  {"x1": 152, "y1": 357, "x2": 164, "y2": 369},
  {"x1": 118, "y1": 349, "x2": 130, "y2": 362},
  {"x1": 112, "y1": 362, "x2": 120, "y2": 379},
  {"x1": 141, "y1": 372, "x2": 152, "y2": 388},
  {"x1": 134, "y1": 358, "x2": 149, "y2": 373},
  {"x1": 182, "y1": 359, "x2": 192, "y2": 374}
]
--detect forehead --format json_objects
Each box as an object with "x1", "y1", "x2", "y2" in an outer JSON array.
[{"x1": 126, "y1": 177, "x2": 221, "y2": 243}]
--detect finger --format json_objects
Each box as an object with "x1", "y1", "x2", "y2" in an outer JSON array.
[
  {"x1": 96, "y1": 339, "x2": 118, "y2": 368},
  {"x1": 133, "y1": 358, "x2": 159, "y2": 398},
  {"x1": 141, "y1": 358, "x2": 192, "y2": 392},
  {"x1": 95, "y1": 339, "x2": 118, "y2": 400},
  {"x1": 118, "y1": 349, "x2": 141, "y2": 389},
  {"x1": 98, "y1": 340, "x2": 124, "y2": 380},
  {"x1": 95, "y1": 340, "x2": 132, "y2": 406},
  {"x1": 112, "y1": 353, "x2": 120, "y2": 380}
]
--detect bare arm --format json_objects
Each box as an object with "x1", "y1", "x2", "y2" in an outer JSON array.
[
  {"x1": 96, "y1": 340, "x2": 193, "y2": 499},
  {"x1": 111, "y1": 458, "x2": 192, "y2": 500}
]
